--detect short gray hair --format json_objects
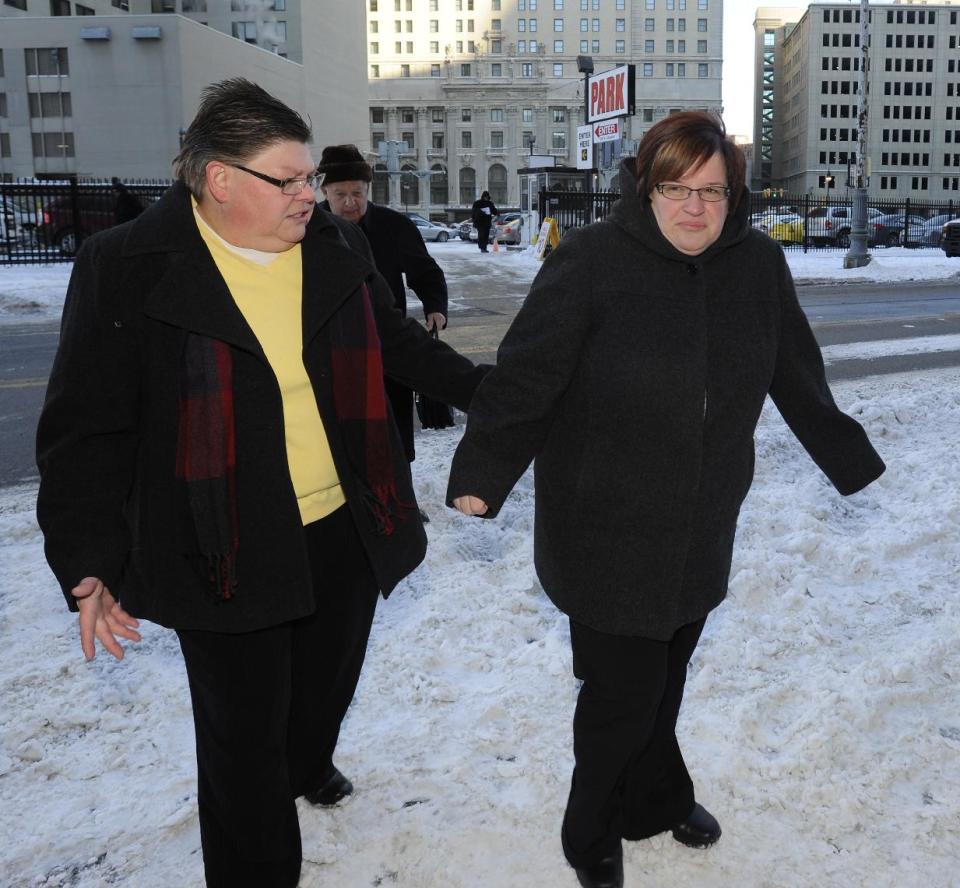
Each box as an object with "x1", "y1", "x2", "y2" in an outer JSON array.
[{"x1": 173, "y1": 78, "x2": 312, "y2": 199}]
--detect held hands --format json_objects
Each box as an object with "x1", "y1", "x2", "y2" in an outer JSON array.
[
  {"x1": 72, "y1": 577, "x2": 142, "y2": 662},
  {"x1": 453, "y1": 495, "x2": 489, "y2": 517},
  {"x1": 425, "y1": 312, "x2": 447, "y2": 333}
]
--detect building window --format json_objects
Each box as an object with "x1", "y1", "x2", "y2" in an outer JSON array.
[
  {"x1": 591, "y1": 39, "x2": 599, "y2": 52},
  {"x1": 666, "y1": 63, "x2": 674, "y2": 77},
  {"x1": 370, "y1": 65, "x2": 380, "y2": 78},
  {"x1": 615, "y1": 39, "x2": 625, "y2": 53},
  {"x1": 430, "y1": 19, "x2": 438, "y2": 32},
  {"x1": 552, "y1": 131, "x2": 566, "y2": 150},
  {"x1": 530, "y1": 18, "x2": 537, "y2": 31},
  {"x1": 232, "y1": 21, "x2": 257, "y2": 43},
  {"x1": 32, "y1": 130, "x2": 75, "y2": 158},
  {"x1": 697, "y1": 40, "x2": 706, "y2": 52},
  {"x1": 580, "y1": 40, "x2": 587, "y2": 52},
  {"x1": 645, "y1": 17, "x2": 654, "y2": 31},
  {"x1": 370, "y1": 0, "x2": 378, "y2": 8},
  {"x1": 432, "y1": 131, "x2": 445, "y2": 149},
  {"x1": 522, "y1": 62, "x2": 534, "y2": 77},
  {"x1": 554, "y1": 40, "x2": 563, "y2": 52},
  {"x1": 677, "y1": 63, "x2": 685, "y2": 77},
  {"x1": 554, "y1": 0, "x2": 563, "y2": 7},
  {"x1": 24, "y1": 47, "x2": 70, "y2": 75},
  {"x1": 519, "y1": 18, "x2": 526, "y2": 31},
  {"x1": 491, "y1": 61, "x2": 503, "y2": 76},
  {"x1": 554, "y1": 62, "x2": 564, "y2": 75},
  {"x1": 431, "y1": 63, "x2": 441, "y2": 77},
  {"x1": 678, "y1": 39, "x2": 685, "y2": 52},
  {"x1": 430, "y1": 41, "x2": 439, "y2": 52},
  {"x1": 554, "y1": 18, "x2": 563, "y2": 31},
  {"x1": 698, "y1": 17, "x2": 707, "y2": 31},
  {"x1": 643, "y1": 62, "x2": 653, "y2": 76},
  {"x1": 460, "y1": 167, "x2": 476, "y2": 204},
  {"x1": 461, "y1": 131, "x2": 473, "y2": 148},
  {"x1": 522, "y1": 108, "x2": 533, "y2": 123},
  {"x1": 518, "y1": 39, "x2": 526, "y2": 52},
  {"x1": 401, "y1": 64, "x2": 410, "y2": 77},
  {"x1": 592, "y1": 18, "x2": 600, "y2": 31},
  {"x1": 698, "y1": 63, "x2": 708, "y2": 77},
  {"x1": 491, "y1": 39, "x2": 502, "y2": 53},
  {"x1": 580, "y1": 18, "x2": 588, "y2": 31},
  {"x1": 461, "y1": 63, "x2": 471, "y2": 76},
  {"x1": 645, "y1": 39, "x2": 654, "y2": 52},
  {"x1": 667, "y1": 40, "x2": 674, "y2": 53},
  {"x1": 616, "y1": 18, "x2": 625, "y2": 31},
  {"x1": 491, "y1": 131, "x2": 504, "y2": 148}
]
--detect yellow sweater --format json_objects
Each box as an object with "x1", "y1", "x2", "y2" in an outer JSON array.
[{"x1": 194, "y1": 207, "x2": 345, "y2": 524}]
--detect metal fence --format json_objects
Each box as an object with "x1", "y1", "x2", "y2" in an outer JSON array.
[
  {"x1": 539, "y1": 187, "x2": 960, "y2": 251},
  {"x1": 0, "y1": 178, "x2": 170, "y2": 265}
]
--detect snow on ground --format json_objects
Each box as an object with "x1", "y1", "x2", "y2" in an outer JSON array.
[
  {"x1": 1, "y1": 242, "x2": 959, "y2": 325},
  {"x1": 0, "y1": 245, "x2": 958, "y2": 886},
  {"x1": 1, "y1": 365, "x2": 958, "y2": 888}
]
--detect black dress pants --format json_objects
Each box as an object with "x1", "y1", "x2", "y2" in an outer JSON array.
[
  {"x1": 476, "y1": 223, "x2": 491, "y2": 251},
  {"x1": 176, "y1": 505, "x2": 380, "y2": 888},
  {"x1": 561, "y1": 616, "x2": 707, "y2": 868}
]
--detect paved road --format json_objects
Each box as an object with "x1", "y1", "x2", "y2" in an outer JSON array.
[{"x1": 2, "y1": 275, "x2": 959, "y2": 488}]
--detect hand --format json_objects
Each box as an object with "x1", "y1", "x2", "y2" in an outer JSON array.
[
  {"x1": 453, "y1": 495, "x2": 489, "y2": 516},
  {"x1": 426, "y1": 312, "x2": 447, "y2": 333},
  {"x1": 72, "y1": 576, "x2": 142, "y2": 662}
]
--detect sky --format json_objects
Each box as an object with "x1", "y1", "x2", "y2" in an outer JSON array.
[{"x1": 1, "y1": 246, "x2": 959, "y2": 885}]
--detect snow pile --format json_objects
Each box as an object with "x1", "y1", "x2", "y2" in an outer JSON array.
[{"x1": 1, "y1": 369, "x2": 958, "y2": 887}]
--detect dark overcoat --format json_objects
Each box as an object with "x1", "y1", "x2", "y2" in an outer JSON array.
[
  {"x1": 37, "y1": 182, "x2": 485, "y2": 634},
  {"x1": 447, "y1": 158, "x2": 885, "y2": 640},
  {"x1": 319, "y1": 199, "x2": 449, "y2": 461}
]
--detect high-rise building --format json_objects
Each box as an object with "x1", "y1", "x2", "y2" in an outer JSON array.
[
  {"x1": 0, "y1": 0, "x2": 368, "y2": 179},
  {"x1": 755, "y1": 1, "x2": 960, "y2": 200},
  {"x1": 365, "y1": 0, "x2": 723, "y2": 213}
]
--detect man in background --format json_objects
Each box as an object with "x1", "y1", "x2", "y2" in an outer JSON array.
[{"x1": 318, "y1": 145, "x2": 448, "y2": 472}]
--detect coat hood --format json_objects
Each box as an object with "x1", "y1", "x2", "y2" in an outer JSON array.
[{"x1": 608, "y1": 156, "x2": 751, "y2": 263}]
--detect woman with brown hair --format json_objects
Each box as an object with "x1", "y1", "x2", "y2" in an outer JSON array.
[{"x1": 447, "y1": 111, "x2": 885, "y2": 888}]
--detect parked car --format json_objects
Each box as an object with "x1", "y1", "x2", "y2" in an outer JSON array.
[
  {"x1": 915, "y1": 214, "x2": 958, "y2": 247},
  {"x1": 756, "y1": 211, "x2": 802, "y2": 236},
  {"x1": 942, "y1": 218, "x2": 960, "y2": 257},
  {"x1": 0, "y1": 204, "x2": 34, "y2": 245},
  {"x1": 458, "y1": 220, "x2": 477, "y2": 241},
  {"x1": 803, "y1": 205, "x2": 882, "y2": 247},
  {"x1": 869, "y1": 212, "x2": 927, "y2": 247},
  {"x1": 492, "y1": 212, "x2": 523, "y2": 245},
  {"x1": 411, "y1": 217, "x2": 451, "y2": 242},
  {"x1": 35, "y1": 192, "x2": 115, "y2": 256},
  {"x1": 768, "y1": 216, "x2": 805, "y2": 246}
]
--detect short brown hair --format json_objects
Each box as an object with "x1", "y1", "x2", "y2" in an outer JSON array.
[{"x1": 634, "y1": 111, "x2": 746, "y2": 213}]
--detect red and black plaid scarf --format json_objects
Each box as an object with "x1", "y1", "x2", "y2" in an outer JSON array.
[{"x1": 176, "y1": 282, "x2": 410, "y2": 600}]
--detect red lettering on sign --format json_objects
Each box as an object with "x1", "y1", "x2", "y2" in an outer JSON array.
[
  {"x1": 615, "y1": 73, "x2": 625, "y2": 110},
  {"x1": 606, "y1": 79, "x2": 615, "y2": 113},
  {"x1": 591, "y1": 81, "x2": 599, "y2": 117}
]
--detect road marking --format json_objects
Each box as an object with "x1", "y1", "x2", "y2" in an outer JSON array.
[{"x1": 0, "y1": 378, "x2": 47, "y2": 390}]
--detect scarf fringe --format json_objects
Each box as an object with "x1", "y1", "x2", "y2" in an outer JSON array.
[{"x1": 361, "y1": 482, "x2": 416, "y2": 536}]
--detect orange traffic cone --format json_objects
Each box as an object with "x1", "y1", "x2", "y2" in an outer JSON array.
[{"x1": 492, "y1": 237, "x2": 500, "y2": 253}]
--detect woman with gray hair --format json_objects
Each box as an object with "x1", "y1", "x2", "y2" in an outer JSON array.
[{"x1": 448, "y1": 111, "x2": 884, "y2": 888}]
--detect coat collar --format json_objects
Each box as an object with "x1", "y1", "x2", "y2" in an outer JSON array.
[
  {"x1": 609, "y1": 157, "x2": 750, "y2": 263},
  {"x1": 128, "y1": 183, "x2": 376, "y2": 351}
]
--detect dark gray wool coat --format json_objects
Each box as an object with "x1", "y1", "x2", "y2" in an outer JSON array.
[
  {"x1": 446, "y1": 158, "x2": 885, "y2": 640},
  {"x1": 37, "y1": 183, "x2": 486, "y2": 634}
]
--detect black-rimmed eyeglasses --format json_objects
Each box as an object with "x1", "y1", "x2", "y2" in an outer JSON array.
[
  {"x1": 655, "y1": 183, "x2": 730, "y2": 202},
  {"x1": 233, "y1": 164, "x2": 325, "y2": 196}
]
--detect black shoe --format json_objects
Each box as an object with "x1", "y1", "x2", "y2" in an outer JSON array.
[
  {"x1": 303, "y1": 767, "x2": 353, "y2": 807},
  {"x1": 671, "y1": 803, "x2": 721, "y2": 848},
  {"x1": 574, "y1": 850, "x2": 623, "y2": 888}
]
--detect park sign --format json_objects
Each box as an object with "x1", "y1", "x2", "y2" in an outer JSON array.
[{"x1": 587, "y1": 64, "x2": 635, "y2": 124}]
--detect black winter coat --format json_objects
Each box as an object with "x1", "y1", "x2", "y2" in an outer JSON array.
[
  {"x1": 471, "y1": 198, "x2": 499, "y2": 231},
  {"x1": 37, "y1": 183, "x2": 486, "y2": 633},
  {"x1": 447, "y1": 158, "x2": 885, "y2": 640}
]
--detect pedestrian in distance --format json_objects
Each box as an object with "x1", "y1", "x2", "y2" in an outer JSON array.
[
  {"x1": 36, "y1": 78, "x2": 487, "y2": 888},
  {"x1": 472, "y1": 190, "x2": 499, "y2": 253},
  {"x1": 110, "y1": 176, "x2": 145, "y2": 225},
  {"x1": 317, "y1": 144, "x2": 449, "y2": 470},
  {"x1": 447, "y1": 110, "x2": 886, "y2": 888}
]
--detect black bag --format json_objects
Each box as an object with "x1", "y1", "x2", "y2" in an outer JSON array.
[{"x1": 416, "y1": 329, "x2": 456, "y2": 430}]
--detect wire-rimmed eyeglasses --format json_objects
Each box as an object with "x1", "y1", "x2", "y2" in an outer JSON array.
[
  {"x1": 655, "y1": 183, "x2": 730, "y2": 202},
  {"x1": 233, "y1": 164, "x2": 325, "y2": 195}
]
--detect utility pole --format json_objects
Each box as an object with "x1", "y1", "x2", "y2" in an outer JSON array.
[{"x1": 844, "y1": 0, "x2": 871, "y2": 268}]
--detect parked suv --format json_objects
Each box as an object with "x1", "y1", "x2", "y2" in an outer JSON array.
[{"x1": 804, "y1": 205, "x2": 882, "y2": 248}]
